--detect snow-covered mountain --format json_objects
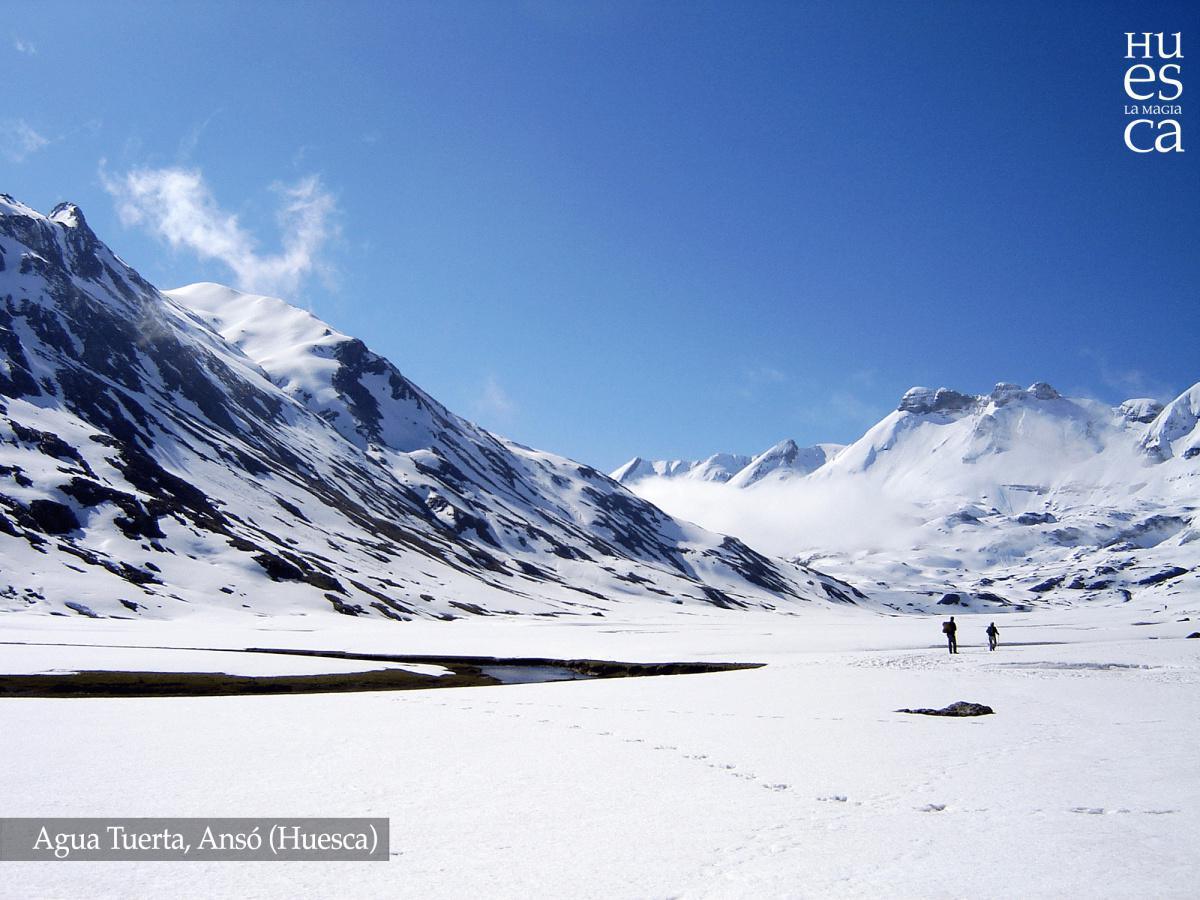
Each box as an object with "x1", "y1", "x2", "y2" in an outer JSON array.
[
  {"x1": 0, "y1": 195, "x2": 863, "y2": 621},
  {"x1": 620, "y1": 381, "x2": 1199, "y2": 613},
  {"x1": 614, "y1": 442, "x2": 843, "y2": 488},
  {"x1": 611, "y1": 452, "x2": 751, "y2": 485},
  {"x1": 1140, "y1": 383, "x2": 1200, "y2": 461},
  {"x1": 728, "y1": 440, "x2": 843, "y2": 488}
]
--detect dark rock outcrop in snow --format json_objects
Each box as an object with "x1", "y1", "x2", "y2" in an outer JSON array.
[
  {"x1": 1120, "y1": 398, "x2": 1165, "y2": 424},
  {"x1": 898, "y1": 386, "x2": 976, "y2": 415},
  {"x1": 897, "y1": 701, "x2": 995, "y2": 717}
]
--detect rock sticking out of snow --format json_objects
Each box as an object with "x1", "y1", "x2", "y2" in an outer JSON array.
[
  {"x1": 897, "y1": 701, "x2": 995, "y2": 717},
  {"x1": 1120, "y1": 398, "x2": 1165, "y2": 424},
  {"x1": 897, "y1": 386, "x2": 976, "y2": 415}
]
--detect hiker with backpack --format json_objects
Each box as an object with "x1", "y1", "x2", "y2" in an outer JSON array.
[
  {"x1": 942, "y1": 616, "x2": 958, "y2": 654},
  {"x1": 986, "y1": 621, "x2": 999, "y2": 651}
]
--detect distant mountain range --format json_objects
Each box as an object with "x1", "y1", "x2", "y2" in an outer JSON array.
[
  {"x1": 0, "y1": 195, "x2": 861, "y2": 621},
  {"x1": 614, "y1": 440, "x2": 845, "y2": 488},
  {"x1": 616, "y1": 381, "x2": 1199, "y2": 612}
]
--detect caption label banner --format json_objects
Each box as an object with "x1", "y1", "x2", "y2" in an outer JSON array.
[{"x1": 0, "y1": 818, "x2": 389, "y2": 861}]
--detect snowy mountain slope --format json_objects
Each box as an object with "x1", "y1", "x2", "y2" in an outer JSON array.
[
  {"x1": 611, "y1": 452, "x2": 751, "y2": 485},
  {"x1": 620, "y1": 381, "x2": 1199, "y2": 613},
  {"x1": 1141, "y1": 383, "x2": 1200, "y2": 461},
  {"x1": 727, "y1": 439, "x2": 841, "y2": 488},
  {"x1": 1119, "y1": 397, "x2": 1164, "y2": 424},
  {"x1": 611, "y1": 458, "x2": 697, "y2": 484},
  {"x1": 613, "y1": 442, "x2": 843, "y2": 488},
  {"x1": 0, "y1": 195, "x2": 861, "y2": 621}
]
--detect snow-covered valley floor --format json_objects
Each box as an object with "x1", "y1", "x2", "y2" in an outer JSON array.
[{"x1": 1, "y1": 603, "x2": 1197, "y2": 899}]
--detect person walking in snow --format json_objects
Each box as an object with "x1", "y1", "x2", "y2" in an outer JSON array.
[
  {"x1": 942, "y1": 616, "x2": 958, "y2": 654},
  {"x1": 986, "y1": 622, "x2": 999, "y2": 651}
]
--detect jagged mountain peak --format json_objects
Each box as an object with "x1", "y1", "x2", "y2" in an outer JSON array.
[
  {"x1": 6, "y1": 197, "x2": 96, "y2": 241},
  {"x1": 1025, "y1": 381, "x2": 1061, "y2": 401},
  {"x1": 728, "y1": 439, "x2": 835, "y2": 488},
  {"x1": 898, "y1": 386, "x2": 977, "y2": 415},
  {"x1": 611, "y1": 456, "x2": 651, "y2": 483},
  {"x1": 990, "y1": 381, "x2": 1062, "y2": 403},
  {"x1": 1, "y1": 193, "x2": 153, "y2": 308},
  {"x1": 48, "y1": 201, "x2": 88, "y2": 230},
  {"x1": 613, "y1": 441, "x2": 840, "y2": 489},
  {"x1": 898, "y1": 382, "x2": 1065, "y2": 416}
]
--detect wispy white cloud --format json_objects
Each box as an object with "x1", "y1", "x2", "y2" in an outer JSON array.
[
  {"x1": 476, "y1": 375, "x2": 517, "y2": 424},
  {"x1": 177, "y1": 111, "x2": 221, "y2": 161},
  {"x1": 13, "y1": 38, "x2": 36, "y2": 55},
  {"x1": 1078, "y1": 348, "x2": 1177, "y2": 402},
  {"x1": 744, "y1": 365, "x2": 787, "y2": 384},
  {"x1": 101, "y1": 165, "x2": 338, "y2": 300},
  {"x1": 733, "y1": 364, "x2": 789, "y2": 400},
  {"x1": 1, "y1": 119, "x2": 49, "y2": 162}
]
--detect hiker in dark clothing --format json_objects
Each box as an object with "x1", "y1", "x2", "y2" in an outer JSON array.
[
  {"x1": 942, "y1": 616, "x2": 958, "y2": 654},
  {"x1": 986, "y1": 622, "x2": 999, "y2": 651}
]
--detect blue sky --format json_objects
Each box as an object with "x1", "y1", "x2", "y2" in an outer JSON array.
[{"x1": 4, "y1": 1, "x2": 1197, "y2": 470}]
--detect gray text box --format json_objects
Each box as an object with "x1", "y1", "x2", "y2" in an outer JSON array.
[{"x1": 0, "y1": 818, "x2": 389, "y2": 861}]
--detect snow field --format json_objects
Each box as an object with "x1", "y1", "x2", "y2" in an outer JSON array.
[{"x1": 1, "y1": 606, "x2": 1195, "y2": 898}]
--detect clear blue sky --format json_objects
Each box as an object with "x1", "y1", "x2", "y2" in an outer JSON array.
[{"x1": 5, "y1": 1, "x2": 1197, "y2": 470}]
